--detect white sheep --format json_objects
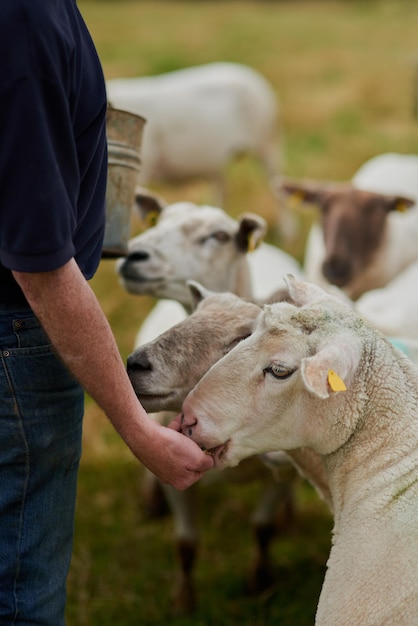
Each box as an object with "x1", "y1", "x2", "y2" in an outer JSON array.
[
  {"x1": 279, "y1": 153, "x2": 418, "y2": 299},
  {"x1": 181, "y1": 275, "x2": 418, "y2": 625},
  {"x1": 107, "y1": 62, "x2": 298, "y2": 240},
  {"x1": 107, "y1": 62, "x2": 284, "y2": 196},
  {"x1": 117, "y1": 189, "x2": 303, "y2": 612},
  {"x1": 117, "y1": 188, "x2": 303, "y2": 347}
]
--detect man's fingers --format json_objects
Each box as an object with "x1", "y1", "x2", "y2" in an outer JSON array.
[{"x1": 167, "y1": 414, "x2": 182, "y2": 432}]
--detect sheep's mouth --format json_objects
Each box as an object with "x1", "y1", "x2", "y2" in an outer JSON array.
[
  {"x1": 137, "y1": 391, "x2": 174, "y2": 400},
  {"x1": 135, "y1": 391, "x2": 176, "y2": 412},
  {"x1": 124, "y1": 275, "x2": 164, "y2": 284},
  {"x1": 120, "y1": 275, "x2": 165, "y2": 291},
  {"x1": 200, "y1": 441, "x2": 229, "y2": 464}
]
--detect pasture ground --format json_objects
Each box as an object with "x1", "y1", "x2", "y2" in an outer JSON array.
[{"x1": 68, "y1": 2, "x2": 418, "y2": 624}]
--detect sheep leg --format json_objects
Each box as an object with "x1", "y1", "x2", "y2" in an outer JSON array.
[
  {"x1": 249, "y1": 462, "x2": 299, "y2": 593},
  {"x1": 141, "y1": 469, "x2": 170, "y2": 519},
  {"x1": 160, "y1": 482, "x2": 199, "y2": 614}
]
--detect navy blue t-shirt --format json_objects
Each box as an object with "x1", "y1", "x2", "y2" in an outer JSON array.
[{"x1": 0, "y1": 0, "x2": 107, "y2": 302}]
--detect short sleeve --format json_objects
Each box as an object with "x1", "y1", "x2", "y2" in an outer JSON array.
[{"x1": 0, "y1": 0, "x2": 107, "y2": 277}]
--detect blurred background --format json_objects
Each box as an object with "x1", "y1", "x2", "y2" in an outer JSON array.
[{"x1": 68, "y1": 2, "x2": 418, "y2": 624}]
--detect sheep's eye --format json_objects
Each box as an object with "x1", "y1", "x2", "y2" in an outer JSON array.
[
  {"x1": 263, "y1": 364, "x2": 295, "y2": 380},
  {"x1": 211, "y1": 230, "x2": 230, "y2": 243}
]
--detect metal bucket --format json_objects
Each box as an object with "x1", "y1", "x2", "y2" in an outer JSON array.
[{"x1": 102, "y1": 106, "x2": 146, "y2": 257}]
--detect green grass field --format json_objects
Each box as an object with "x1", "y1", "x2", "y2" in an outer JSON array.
[{"x1": 68, "y1": 2, "x2": 418, "y2": 624}]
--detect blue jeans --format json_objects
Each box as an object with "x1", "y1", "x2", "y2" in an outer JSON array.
[{"x1": 0, "y1": 305, "x2": 84, "y2": 625}]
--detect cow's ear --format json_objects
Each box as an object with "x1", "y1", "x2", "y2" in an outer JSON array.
[
  {"x1": 235, "y1": 213, "x2": 267, "y2": 252},
  {"x1": 133, "y1": 186, "x2": 166, "y2": 227}
]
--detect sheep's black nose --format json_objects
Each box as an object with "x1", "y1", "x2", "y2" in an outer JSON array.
[
  {"x1": 118, "y1": 251, "x2": 150, "y2": 277},
  {"x1": 127, "y1": 250, "x2": 149, "y2": 262},
  {"x1": 127, "y1": 352, "x2": 152, "y2": 375},
  {"x1": 322, "y1": 256, "x2": 352, "y2": 287}
]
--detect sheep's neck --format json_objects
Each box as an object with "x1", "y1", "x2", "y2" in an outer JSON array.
[
  {"x1": 324, "y1": 381, "x2": 418, "y2": 526},
  {"x1": 182, "y1": 258, "x2": 252, "y2": 314},
  {"x1": 327, "y1": 429, "x2": 418, "y2": 527},
  {"x1": 317, "y1": 436, "x2": 418, "y2": 625},
  {"x1": 319, "y1": 342, "x2": 418, "y2": 516},
  {"x1": 316, "y1": 390, "x2": 418, "y2": 625},
  {"x1": 232, "y1": 258, "x2": 253, "y2": 300},
  {"x1": 286, "y1": 448, "x2": 332, "y2": 513}
]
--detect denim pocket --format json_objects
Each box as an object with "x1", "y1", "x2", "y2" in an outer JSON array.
[{"x1": 11, "y1": 316, "x2": 52, "y2": 351}]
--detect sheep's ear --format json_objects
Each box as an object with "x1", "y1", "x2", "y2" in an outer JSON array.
[
  {"x1": 277, "y1": 179, "x2": 329, "y2": 209},
  {"x1": 133, "y1": 186, "x2": 167, "y2": 226},
  {"x1": 187, "y1": 280, "x2": 214, "y2": 311},
  {"x1": 283, "y1": 275, "x2": 330, "y2": 306},
  {"x1": 384, "y1": 195, "x2": 415, "y2": 213},
  {"x1": 235, "y1": 213, "x2": 267, "y2": 252},
  {"x1": 301, "y1": 335, "x2": 361, "y2": 399}
]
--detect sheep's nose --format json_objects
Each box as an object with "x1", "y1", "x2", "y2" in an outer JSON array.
[
  {"x1": 127, "y1": 352, "x2": 152, "y2": 376},
  {"x1": 322, "y1": 256, "x2": 352, "y2": 286},
  {"x1": 127, "y1": 250, "x2": 150, "y2": 262},
  {"x1": 118, "y1": 250, "x2": 150, "y2": 277},
  {"x1": 180, "y1": 411, "x2": 197, "y2": 437}
]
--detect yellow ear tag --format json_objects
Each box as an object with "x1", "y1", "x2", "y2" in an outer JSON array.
[
  {"x1": 396, "y1": 201, "x2": 409, "y2": 213},
  {"x1": 288, "y1": 191, "x2": 305, "y2": 209},
  {"x1": 328, "y1": 369, "x2": 347, "y2": 392},
  {"x1": 146, "y1": 210, "x2": 159, "y2": 227},
  {"x1": 248, "y1": 232, "x2": 258, "y2": 252}
]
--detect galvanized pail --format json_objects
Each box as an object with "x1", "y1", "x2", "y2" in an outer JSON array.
[{"x1": 102, "y1": 106, "x2": 146, "y2": 257}]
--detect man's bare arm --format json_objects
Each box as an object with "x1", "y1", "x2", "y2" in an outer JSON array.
[{"x1": 12, "y1": 258, "x2": 213, "y2": 489}]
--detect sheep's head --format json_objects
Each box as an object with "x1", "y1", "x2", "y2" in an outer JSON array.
[
  {"x1": 181, "y1": 276, "x2": 366, "y2": 468},
  {"x1": 116, "y1": 189, "x2": 267, "y2": 308},
  {"x1": 279, "y1": 179, "x2": 415, "y2": 296},
  {"x1": 127, "y1": 281, "x2": 261, "y2": 412}
]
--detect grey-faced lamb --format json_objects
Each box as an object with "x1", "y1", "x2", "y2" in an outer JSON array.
[{"x1": 181, "y1": 275, "x2": 418, "y2": 625}]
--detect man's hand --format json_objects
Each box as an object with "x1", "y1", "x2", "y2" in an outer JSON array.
[{"x1": 138, "y1": 419, "x2": 214, "y2": 490}]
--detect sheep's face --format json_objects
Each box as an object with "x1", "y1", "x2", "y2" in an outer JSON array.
[
  {"x1": 319, "y1": 188, "x2": 399, "y2": 295},
  {"x1": 116, "y1": 202, "x2": 266, "y2": 307},
  {"x1": 279, "y1": 180, "x2": 415, "y2": 300},
  {"x1": 181, "y1": 278, "x2": 363, "y2": 468},
  {"x1": 127, "y1": 289, "x2": 261, "y2": 412}
]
